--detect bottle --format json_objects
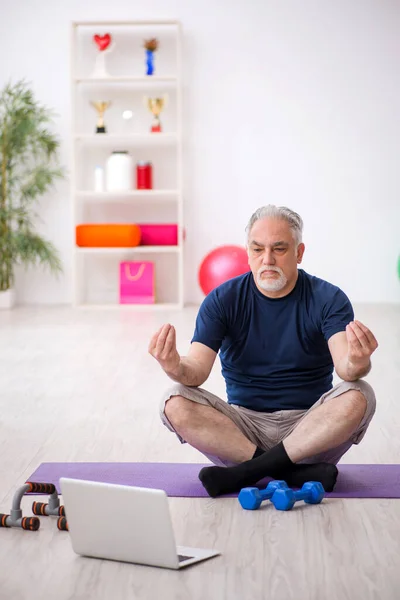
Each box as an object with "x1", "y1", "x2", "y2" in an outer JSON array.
[
  {"x1": 94, "y1": 166, "x2": 104, "y2": 192},
  {"x1": 106, "y1": 151, "x2": 133, "y2": 191},
  {"x1": 136, "y1": 161, "x2": 153, "y2": 190}
]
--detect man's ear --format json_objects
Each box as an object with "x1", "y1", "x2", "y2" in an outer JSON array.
[{"x1": 297, "y1": 243, "x2": 305, "y2": 264}]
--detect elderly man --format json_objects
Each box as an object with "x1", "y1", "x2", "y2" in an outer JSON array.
[{"x1": 149, "y1": 205, "x2": 377, "y2": 497}]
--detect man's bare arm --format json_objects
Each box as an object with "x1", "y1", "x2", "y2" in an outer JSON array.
[
  {"x1": 149, "y1": 324, "x2": 217, "y2": 387},
  {"x1": 328, "y1": 321, "x2": 378, "y2": 382}
]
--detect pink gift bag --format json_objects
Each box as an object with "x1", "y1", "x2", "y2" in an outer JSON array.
[{"x1": 119, "y1": 261, "x2": 155, "y2": 304}]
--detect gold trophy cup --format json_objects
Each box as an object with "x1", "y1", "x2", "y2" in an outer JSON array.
[
  {"x1": 144, "y1": 95, "x2": 167, "y2": 133},
  {"x1": 90, "y1": 101, "x2": 111, "y2": 134}
]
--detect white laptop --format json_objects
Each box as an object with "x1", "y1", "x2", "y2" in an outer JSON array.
[{"x1": 60, "y1": 478, "x2": 220, "y2": 569}]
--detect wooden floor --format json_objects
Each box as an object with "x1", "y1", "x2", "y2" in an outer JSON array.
[{"x1": 0, "y1": 304, "x2": 399, "y2": 600}]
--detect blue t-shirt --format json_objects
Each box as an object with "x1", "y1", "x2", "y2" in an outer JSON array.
[{"x1": 192, "y1": 269, "x2": 353, "y2": 412}]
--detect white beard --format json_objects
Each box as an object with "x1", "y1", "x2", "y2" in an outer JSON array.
[{"x1": 256, "y1": 266, "x2": 288, "y2": 292}]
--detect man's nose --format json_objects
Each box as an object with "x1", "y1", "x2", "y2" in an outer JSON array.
[{"x1": 263, "y1": 249, "x2": 275, "y2": 265}]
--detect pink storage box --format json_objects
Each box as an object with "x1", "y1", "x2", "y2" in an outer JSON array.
[{"x1": 139, "y1": 224, "x2": 178, "y2": 246}]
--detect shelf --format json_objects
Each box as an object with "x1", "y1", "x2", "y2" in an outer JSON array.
[
  {"x1": 76, "y1": 302, "x2": 182, "y2": 310},
  {"x1": 76, "y1": 190, "x2": 179, "y2": 200},
  {"x1": 75, "y1": 76, "x2": 178, "y2": 84},
  {"x1": 76, "y1": 246, "x2": 181, "y2": 254},
  {"x1": 74, "y1": 133, "x2": 178, "y2": 145},
  {"x1": 73, "y1": 20, "x2": 180, "y2": 27}
]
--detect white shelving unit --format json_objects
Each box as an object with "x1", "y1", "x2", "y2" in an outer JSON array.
[{"x1": 71, "y1": 20, "x2": 184, "y2": 308}]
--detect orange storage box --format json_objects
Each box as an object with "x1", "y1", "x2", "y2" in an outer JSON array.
[{"x1": 76, "y1": 224, "x2": 141, "y2": 248}]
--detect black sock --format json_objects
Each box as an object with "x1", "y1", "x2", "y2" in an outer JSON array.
[
  {"x1": 284, "y1": 462, "x2": 338, "y2": 492},
  {"x1": 198, "y1": 442, "x2": 338, "y2": 497},
  {"x1": 199, "y1": 442, "x2": 292, "y2": 497}
]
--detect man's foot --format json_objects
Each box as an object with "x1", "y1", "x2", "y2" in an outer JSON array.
[
  {"x1": 199, "y1": 461, "x2": 338, "y2": 497},
  {"x1": 283, "y1": 462, "x2": 338, "y2": 492}
]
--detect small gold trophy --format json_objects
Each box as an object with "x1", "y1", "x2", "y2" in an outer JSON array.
[
  {"x1": 90, "y1": 101, "x2": 111, "y2": 134},
  {"x1": 144, "y1": 95, "x2": 167, "y2": 133}
]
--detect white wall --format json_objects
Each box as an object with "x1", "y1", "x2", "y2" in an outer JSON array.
[{"x1": 1, "y1": 0, "x2": 399, "y2": 305}]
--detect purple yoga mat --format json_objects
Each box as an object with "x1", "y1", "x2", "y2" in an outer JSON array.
[{"x1": 26, "y1": 462, "x2": 400, "y2": 498}]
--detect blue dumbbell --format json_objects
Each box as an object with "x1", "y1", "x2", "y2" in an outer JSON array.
[
  {"x1": 271, "y1": 481, "x2": 325, "y2": 511},
  {"x1": 238, "y1": 480, "x2": 289, "y2": 510}
]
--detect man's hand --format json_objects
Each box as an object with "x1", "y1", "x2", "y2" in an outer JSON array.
[
  {"x1": 346, "y1": 320, "x2": 379, "y2": 368},
  {"x1": 328, "y1": 320, "x2": 378, "y2": 381},
  {"x1": 148, "y1": 323, "x2": 181, "y2": 376}
]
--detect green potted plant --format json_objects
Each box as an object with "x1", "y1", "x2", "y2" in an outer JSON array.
[{"x1": 0, "y1": 80, "x2": 64, "y2": 308}]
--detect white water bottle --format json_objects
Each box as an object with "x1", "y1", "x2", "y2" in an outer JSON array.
[{"x1": 106, "y1": 151, "x2": 133, "y2": 191}]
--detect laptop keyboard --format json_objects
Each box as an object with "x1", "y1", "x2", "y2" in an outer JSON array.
[{"x1": 178, "y1": 554, "x2": 194, "y2": 562}]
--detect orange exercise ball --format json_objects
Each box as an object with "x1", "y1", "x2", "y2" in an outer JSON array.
[{"x1": 198, "y1": 245, "x2": 250, "y2": 295}]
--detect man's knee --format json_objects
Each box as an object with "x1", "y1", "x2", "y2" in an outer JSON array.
[
  {"x1": 336, "y1": 380, "x2": 376, "y2": 441},
  {"x1": 334, "y1": 379, "x2": 376, "y2": 416},
  {"x1": 164, "y1": 394, "x2": 194, "y2": 428},
  {"x1": 352, "y1": 380, "x2": 376, "y2": 417},
  {"x1": 159, "y1": 384, "x2": 189, "y2": 419}
]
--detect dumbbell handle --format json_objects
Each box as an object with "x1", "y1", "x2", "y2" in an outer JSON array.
[
  {"x1": 293, "y1": 489, "x2": 313, "y2": 502},
  {"x1": 259, "y1": 480, "x2": 289, "y2": 500},
  {"x1": 259, "y1": 488, "x2": 277, "y2": 500}
]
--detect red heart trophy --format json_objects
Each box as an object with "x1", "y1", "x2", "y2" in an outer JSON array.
[
  {"x1": 91, "y1": 33, "x2": 114, "y2": 78},
  {"x1": 94, "y1": 34, "x2": 111, "y2": 51}
]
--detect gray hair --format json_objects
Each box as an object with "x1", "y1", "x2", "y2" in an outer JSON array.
[{"x1": 245, "y1": 205, "x2": 304, "y2": 246}]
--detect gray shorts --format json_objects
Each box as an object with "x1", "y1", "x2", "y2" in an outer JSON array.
[{"x1": 160, "y1": 380, "x2": 376, "y2": 467}]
